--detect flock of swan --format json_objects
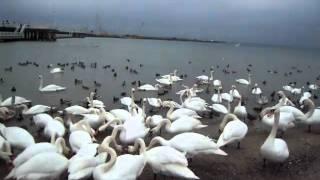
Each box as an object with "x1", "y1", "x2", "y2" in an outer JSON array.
[{"x1": 0, "y1": 63, "x2": 320, "y2": 180}]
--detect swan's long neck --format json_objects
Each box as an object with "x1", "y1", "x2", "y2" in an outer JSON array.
[
  {"x1": 39, "y1": 77, "x2": 43, "y2": 90},
  {"x1": 98, "y1": 118, "x2": 122, "y2": 132},
  {"x1": 55, "y1": 137, "x2": 69, "y2": 155},
  {"x1": 304, "y1": 99, "x2": 315, "y2": 119},
  {"x1": 147, "y1": 136, "x2": 168, "y2": 150},
  {"x1": 99, "y1": 147, "x2": 117, "y2": 173},
  {"x1": 237, "y1": 97, "x2": 242, "y2": 107},
  {"x1": 166, "y1": 103, "x2": 175, "y2": 119},
  {"x1": 130, "y1": 138, "x2": 147, "y2": 154},
  {"x1": 173, "y1": 70, "x2": 177, "y2": 77},
  {"x1": 179, "y1": 91, "x2": 185, "y2": 105},
  {"x1": 219, "y1": 113, "x2": 236, "y2": 131},
  {"x1": 227, "y1": 101, "x2": 231, "y2": 113},
  {"x1": 154, "y1": 119, "x2": 171, "y2": 133},
  {"x1": 266, "y1": 109, "x2": 280, "y2": 145},
  {"x1": 210, "y1": 71, "x2": 214, "y2": 80},
  {"x1": 248, "y1": 74, "x2": 251, "y2": 85}
]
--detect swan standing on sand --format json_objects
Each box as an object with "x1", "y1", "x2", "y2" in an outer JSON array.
[
  {"x1": 0, "y1": 123, "x2": 35, "y2": 150},
  {"x1": 128, "y1": 138, "x2": 199, "y2": 180},
  {"x1": 217, "y1": 113, "x2": 248, "y2": 148},
  {"x1": 260, "y1": 108, "x2": 289, "y2": 165},
  {"x1": 38, "y1": 75, "x2": 66, "y2": 92},
  {"x1": 147, "y1": 133, "x2": 227, "y2": 158},
  {"x1": 6, "y1": 152, "x2": 68, "y2": 180}
]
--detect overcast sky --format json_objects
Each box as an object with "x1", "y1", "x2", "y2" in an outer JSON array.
[{"x1": 1, "y1": 0, "x2": 320, "y2": 48}]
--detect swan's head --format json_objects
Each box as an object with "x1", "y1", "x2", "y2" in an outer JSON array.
[
  {"x1": 277, "y1": 90, "x2": 285, "y2": 98},
  {"x1": 231, "y1": 85, "x2": 236, "y2": 89}
]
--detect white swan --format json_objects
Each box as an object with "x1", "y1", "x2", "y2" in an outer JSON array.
[
  {"x1": 156, "y1": 73, "x2": 174, "y2": 85},
  {"x1": 87, "y1": 92, "x2": 105, "y2": 108},
  {"x1": 38, "y1": 75, "x2": 66, "y2": 92},
  {"x1": 138, "y1": 84, "x2": 161, "y2": 91},
  {"x1": 151, "y1": 117, "x2": 207, "y2": 134},
  {"x1": 229, "y1": 85, "x2": 241, "y2": 99},
  {"x1": 217, "y1": 114, "x2": 248, "y2": 148},
  {"x1": 145, "y1": 115, "x2": 166, "y2": 128},
  {"x1": 6, "y1": 152, "x2": 68, "y2": 180},
  {"x1": 120, "y1": 88, "x2": 136, "y2": 107},
  {"x1": 277, "y1": 91, "x2": 295, "y2": 106},
  {"x1": 43, "y1": 117, "x2": 66, "y2": 143},
  {"x1": 0, "y1": 123, "x2": 35, "y2": 149},
  {"x1": 80, "y1": 109, "x2": 106, "y2": 129},
  {"x1": 236, "y1": 73, "x2": 251, "y2": 85},
  {"x1": 69, "y1": 130, "x2": 94, "y2": 153},
  {"x1": 93, "y1": 146, "x2": 146, "y2": 180},
  {"x1": 162, "y1": 69, "x2": 182, "y2": 81},
  {"x1": 147, "y1": 133, "x2": 227, "y2": 157},
  {"x1": 50, "y1": 67, "x2": 64, "y2": 74},
  {"x1": 0, "y1": 94, "x2": 31, "y2": 107},
  {"x1": 33, "y1": 113, "x2": 53, "y2": 128},
  {"x1": 65, "y1": 105, "x2": 95, "y2": 115},
  {"x1": 164, "y1": 101, "x2": 201, "y2": 121},
  {"x1": 300, "y1": 98, "x2": 320, "y2": 132},
  {"x1": 147, "y1": 98, "x2": 162, "y2": 108},
  {"x1": 99, "y1": 117, "x2": 149, "y2": 145},
  {"x1": 13, "y1": 137, "x2": 69, "y2": 167},
  {"x1": 251, "y1": 83, "x2": 262, "y2": 95},
  {"x1": 196, "y1": 70, "x2": 214, "y2": 84},
  {"x1": 309, "y1": 84, "x2": 319, "y2": 90},
  {"x1": 128, "y1": 138, "x2": 199, "y2": 179},
  {"x1": 233, "y1": 97, "x2": 247, "y2": 121},
  {"x1": 299, "y1": 91, "x2": 312, "y2": 105},
  {"x1": 0, "y1": 135, "x2": 11, "y2": 162},
  {"x1": 260, "y1": 108, "x2": 289, "y2": 164},
  {"x1": 182, "y1": 90, "x2": 208, "y2": 112},
  {"x1": 209, "y1": 102, "x2": 230, "y2": 114},
  {"x1": 20, "y1": 104, "x2": 51, "y2": 115},
  {"x1": 211, "y1": 87, "x2": 223, "y2": 103},
  {"x1": 68, "y1": 152, "x2": 107, "y2": 180}
]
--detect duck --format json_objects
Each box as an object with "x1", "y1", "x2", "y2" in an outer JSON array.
[
  {"x1": 0, "y1": 94, "x2": 31, "y2": 107},
  {"x1": 217, "y1": 113, "x2": 248, "y2": 148},
  {"x1": 6, "y1": 152, "x2": 69, "y2": 180},
  {"x1": 151, "y1": 116, "x2": 207, "y2": 134},
  {"x1": 147, "y1": 133, "x2": 227, "y2": 158},
  {"x1": 138, "y1": 84, "x2": 162, "y2": 91},
  {"x1": 38, "y1": 75, "x2": 66, "y2": 92},
  {"x1": 0, "y1": 123, "x2": 35, "y2": 150},
  {"x1": 13, "y1": 137, "x2": 69, "y2": 167},
  {"x1": 260, "y1": 108, "x2": 289, "y2": 165},
  {"x1": 128, "y1": 138, "x2": 199, "y2": 180}
]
